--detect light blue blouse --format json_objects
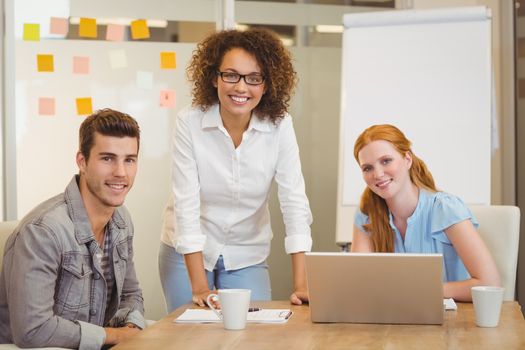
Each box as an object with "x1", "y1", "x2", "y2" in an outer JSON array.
[{"x1": 354, "y1": 190, "x2": 477, "y2": 282}]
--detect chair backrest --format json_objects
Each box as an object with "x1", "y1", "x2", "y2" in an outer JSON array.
[
  {"x1": 0, "y1": 221, "x2": 20, "y2": 271},
  {"x1": 335, "y1": 205, "x2": 357, "y2": 249},
  {"x1": 469, "y1": 205, "x2": 520, "y2": 301}
]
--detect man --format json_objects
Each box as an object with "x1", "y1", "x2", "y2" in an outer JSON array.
[{"x1": 0, "y1": 109, "x2": 144, "y2": 349}]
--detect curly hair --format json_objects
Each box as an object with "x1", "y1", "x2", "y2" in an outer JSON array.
[{"x1": 187, "y1": 28, "x2": 297, "y2": 123}]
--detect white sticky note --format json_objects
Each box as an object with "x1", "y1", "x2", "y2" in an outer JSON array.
[
  {"x1": 109, "y1": 49, "x2": 127, "y2": 69},
  {"x1": 136, "y1": 70, "x2": 153, "y2": 90}
]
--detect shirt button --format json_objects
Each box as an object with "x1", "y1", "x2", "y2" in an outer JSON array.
[
  {"x1": 94, "y1": 273, "x2": 100, "y2": 280},
  {"x1": 90, "y1": 309, "x2": 97, "y2": 316}
]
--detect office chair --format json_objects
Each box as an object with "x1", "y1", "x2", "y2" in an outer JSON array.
[
  {"x1": 0, "y1": 221, "x2": 19, "y2": 272},
  {"x1": 469, "y1": 205, "x2": 520, "y2": 301}
]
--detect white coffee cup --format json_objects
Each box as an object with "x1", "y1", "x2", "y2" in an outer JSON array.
[
  {"x1": 471, "y1": 286, "x2": 505, "y2": 327},
  {"x1": 206, "y1": 289, "x2": 251, "y2": 330}
]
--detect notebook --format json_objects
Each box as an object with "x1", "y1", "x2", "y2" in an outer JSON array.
[
  {"x1": 174, "y1": 308, "x2": 292, "y2": 324},
  {"x1": 305, "y1": 252, "x2": 444, "y2": 325}
]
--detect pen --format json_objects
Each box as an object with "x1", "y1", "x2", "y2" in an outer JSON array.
[{"x1": 248, "y1": 307, "x2": 261, "y2": 312}]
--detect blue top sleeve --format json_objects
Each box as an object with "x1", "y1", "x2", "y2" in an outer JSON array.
[
  {"x1": 354, "y1": 207, "x2": 370, "y2": 236},
  {"x1": 430, "y1": 192, "x2": 478, "y2": 243}
]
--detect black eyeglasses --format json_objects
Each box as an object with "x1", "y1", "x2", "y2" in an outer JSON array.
[{"x1": 217, "y1": 71, "x2": 265, "y2": 86}]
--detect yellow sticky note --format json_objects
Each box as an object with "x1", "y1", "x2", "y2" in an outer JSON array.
[
  {"x1": 79, "y1": 18, "x2": 97, "y2": 38},
  {"x1": 160, "y1": 52, "x2": 176, "y2": 69},
  {"x1": 130, "y1": 19, "x2": 150, "y2": 40},
  {"x1": 24, "y1": 23, "x2": 40, "y2": 41},
  {"x1": 37, "y1": 54, "x2": 54, "y2": 72},
  {"x1": 76, "y1": 97, "x2": 93, "y2": 115}
]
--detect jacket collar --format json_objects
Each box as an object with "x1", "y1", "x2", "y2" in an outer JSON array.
[{"x1": 64, "y1": 175, "x2": 127, "y2": 245}]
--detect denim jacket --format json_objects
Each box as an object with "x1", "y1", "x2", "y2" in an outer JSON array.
[{"x1": 0, "y1": 176, "x2": 145, "y2": 349}]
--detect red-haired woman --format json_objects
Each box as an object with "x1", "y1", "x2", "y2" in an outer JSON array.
[{"x1": 351, "y1": 124, "x2": 500, "y2": 301}]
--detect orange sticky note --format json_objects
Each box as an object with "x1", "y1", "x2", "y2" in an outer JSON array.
[
  {"x1": 160, "y1": 52, "x2": 176, "y2": 69},
  {"x1": 79, "y1": 18, "x2": 97, "y2": 38},
  {"x1": 38, "y1": 98, "x2": 55, "y2": 116},
  {"x1": 76, "y1": 97, "x2": 93, "y2": 115},
  {"x1": 106, "y1": 23, "x2": 125, "y2": 41},
  {"x1": 37, "y1": 54, "x2": 54, "y2": 72},
  {"x1": 50, "y1": 17, "x2": 68, "y2": 35},
  {"x1": 160, "y1": 90, "x2": 176, "y2": 108},
  {"x1": 23, "y1": 23, "x2": 40, "y2": 41},
  {"x1": 73, "y1": 56, "x2": 90, "y2": 74},
  {"x1": 130, "y1": 19, "x2": 150, "y2": 40}
]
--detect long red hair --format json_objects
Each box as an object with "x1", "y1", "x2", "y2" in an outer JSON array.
[{"x1": 353, "y1": 124, "x2": 437, "y2": 252}]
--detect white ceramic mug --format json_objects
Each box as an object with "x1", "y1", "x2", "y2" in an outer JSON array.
[
  {"x1": 206, "y1": 289, "x2": 251, "y2": 330},
  {"x1": 471, "y1": 286, "x2": 505, "y2": 327}
]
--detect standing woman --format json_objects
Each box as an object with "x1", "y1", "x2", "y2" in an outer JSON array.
[
  {"x1": 159, "y1": 28, "x2": 312, "y2": 311},
  {"x1": 351, "y1": 124, "x2": 500, "y2": 301}
]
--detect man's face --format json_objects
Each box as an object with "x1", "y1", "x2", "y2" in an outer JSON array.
[{"x1": 77, "y1": 132, "x2": 138, "y2": 212}]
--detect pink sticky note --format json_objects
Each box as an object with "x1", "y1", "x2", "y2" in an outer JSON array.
[
  {"x1": 50, "y1": 17, "x2": 68, "y2": 35},
  {"x1": 39, "y1": 97, "x2": 55, "y2": 116},
  {"x1": 106, "y1": 24, "x2": 125, "y2": 41},
  {"x1": 73, "y1": 56, "x2": 90, "y2": 74},
  {"x1": 160, "y1": 90, "x2": 176, "y2": 108}
]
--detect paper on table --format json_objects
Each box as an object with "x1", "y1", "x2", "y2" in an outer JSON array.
[
  {"x1": 174, "y1": 309, "x2": 293, "y2": 324},
  {"x1": 248, "y1": 309, "x2": 292, "y2": 323},
  {"x1": 443, "y1": 298, "x2": 457, "y2": 311}
]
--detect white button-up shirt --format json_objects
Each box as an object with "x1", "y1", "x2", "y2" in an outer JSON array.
[{"x1": 161, "y1": 104, "x2": 312, "y2": 271}]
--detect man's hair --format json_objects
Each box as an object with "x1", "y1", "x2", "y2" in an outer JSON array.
[{"x1": 79, "y1": 108, "x2": 140, "y2": 160}]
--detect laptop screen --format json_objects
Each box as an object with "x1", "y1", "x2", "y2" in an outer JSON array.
[{"x1": 305, "y1": 252, "x2": 444, "y2": 324}]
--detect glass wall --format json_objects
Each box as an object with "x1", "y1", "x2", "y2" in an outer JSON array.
[{"x1": 6, "y1": 0, "x2": 392, "y2": 318}]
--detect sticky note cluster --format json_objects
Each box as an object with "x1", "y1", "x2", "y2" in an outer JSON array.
[
  {"x1": 24, "y1": 17, "x2": 153, "y2": 41},
  {"x1": 38, "y1": 97, "x2": 94, "y2": 116},
  {"x1": 24, "y1": 18, "x2": 69, "y2": 41},
  {"x1": 26, "y1": 16, "x2": 179, "y2": 116}
]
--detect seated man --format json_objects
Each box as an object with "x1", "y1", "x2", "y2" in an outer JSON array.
[{"x1": 0, "y1": 109, "x2": 145, "y2": 349}]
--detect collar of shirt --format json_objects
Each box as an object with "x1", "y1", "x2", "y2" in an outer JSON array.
[
  {"x1": 389, "y1": 189, "x2": 428, "y2": 250},
  {"x1": 65, "y1": 175, "x2": 128, "y2": 246},
  {"x1": 201, "y1": 104, "x2": 271, "y2": 134}
]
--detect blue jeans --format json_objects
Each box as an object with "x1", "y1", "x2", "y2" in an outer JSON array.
[{"x1": 158, "y1": 242, "x2": 272, "y2": 312}]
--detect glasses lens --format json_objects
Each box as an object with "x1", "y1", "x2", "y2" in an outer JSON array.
[
  {"x1": 245, "y1": 75, "x2": 264, "y2": 85},
  {"x1": 221, "y1": 72, "x2": 240, "y2": 83}
]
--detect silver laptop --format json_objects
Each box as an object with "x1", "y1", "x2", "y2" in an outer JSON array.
[{"x1": 305, "y1": 252, "x2": 444, "y2": 325}]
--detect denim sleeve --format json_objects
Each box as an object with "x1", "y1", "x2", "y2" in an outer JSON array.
[
  {"x1": 5, "y1": 223, "x2": 105, "y2": 349},
  {"x1": 114, "y1": 223, "x2": 145, "y2": 329}
]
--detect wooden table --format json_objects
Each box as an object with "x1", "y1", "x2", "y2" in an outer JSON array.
[{"x1": 113, "y1": 301, "x2": 525, "y2": 349}]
